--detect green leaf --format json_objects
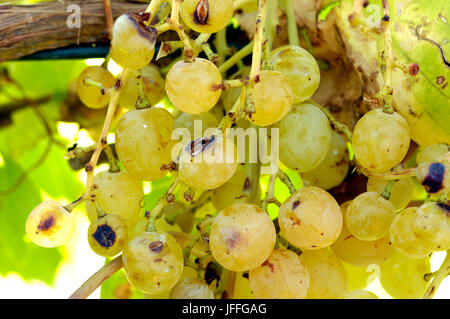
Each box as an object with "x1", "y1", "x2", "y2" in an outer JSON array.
[{"x1": 0, "y1": 153, "x2": 62, "y2": 285}]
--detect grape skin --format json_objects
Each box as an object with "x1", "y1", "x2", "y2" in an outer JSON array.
[
  {"x1": 249, "y1": 249, "x2": 310, "y2": 299},
  {"x1": 278, "y1": 186, "x2": 342, "y2": 250},
  {"x1": 416, "y1": 160, "x2": 450, "y2": 195},
  {"x1": 88, "y1": 214, "x2": 127, "y2": 257},
  {"x1": 300, "y1": 248, "x2": 348, "y2": 299},
  {"x1": 85, "y1": 170, "x2": 144, "y2": 230},
  {"x1": 76, "y1": 66, "x2": 116, "y2": 109},
  {"x1": 170, "y1": 278, "x2": 214, "y2": 299},
  {"x1": 352, "y1": 109, "x2": 410, "y2": 172},
  {"x1": 270, "y1": 45, "x2": 321, "y2": 104},
  {"x1": 234, "y1": 272, "x2": 254, "y2": 299},
  {"x1": 412, "y1": 202, "x2": 450, "y2": 251},
  {"x1": 277, "y1": 103, "x2": 332, "y2": 172},
  {"x1": 345, "y1": 192, "x2": 396, "y2": 241},
  {"x1": 166, "y1": 58, "x2": 222, "y2": 114},
  {"x1": 379, "y1": 251, "x2": 430, "y2": 299},
  {"x1": 174, "y1": 112, "x2": 219, "y2": 141},
  {"x1": 389, "y1": 207, "x2": 431, "y2": 259},
  {"x1": 209, "y1": 202, "x2": 276, "y2": 272},
  {"x1": 123, "y1": 231, "x2": 184, "y2": 294},
  {"x1": 178, "y1": 134, "x2": 238, "y2": 190},
  {"x1": 342, "y1": 262, "x2": 375, "y2": 291},
  {"x1": 344, "y1": 290, "x2": 378, "y2": 299},
  {"x1": 248, "y1": 70, "x2": 293, "y2": 127},
  {"x1": 366, "y1": 177, "x2": 414, "y2": 212},
  {"x1": 301, "y1": 131, "x2": 349, "y2": 190},
  {"x1": 25, "y1": 200, "x2": 75, "y2": 248},
  {"x1": 115, "y1": 107, "x2": 175, "y2": 181},
  {"x1": 180, "y1": 0, "x2": 234, "y2": 34},
  {"x1": 416, "y1": 144, "x2": 449, "y2": 164}
]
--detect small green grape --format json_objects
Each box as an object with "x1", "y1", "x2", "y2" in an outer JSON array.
[
  {"x1": 76, "y1": 66, "x2": 116, "y2": 109},
  {"x1": 412, "y1": 202, "x2": 450, "y2": 251}
]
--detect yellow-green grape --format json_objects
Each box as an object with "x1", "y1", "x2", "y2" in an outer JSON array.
[
  {"x1": 345, "y1": 192, "x2": 396, "y2": 241},
  {"x1": 352, "y1": 109, "x2": 410, "y2": 172},
  {"x1": 211, "y1": 164, "x2": 246, "y2": 211},
  {"x1": 331, "y1": 215, "x2": 392, "y2": 266},
  {"x1": 209, "y1": 203, "x2": 276, "y2": 272},
  {"x1": 170, "y1": 278, "x2": 214, "y2": 299},
  {"x1": 342, "y1": 262, "x2": 375, "y2": 291},
  {"x1": 416, "y1": 144, "x2": 449, "y2": 164},
  {"x1": 25, "y1": 200, "x2": 75, "y2": 248},
  {"x1": 300, "y1": 248, "x2": 348, "y2": 299},
  {"x1": 389, "y1": 207, "x2": 431, "y2": 259},
  {"x1": 123, "y1": 231, "x2": 183, "y2": 294},
  {"x1": 162, "y1": 201, "x2": 194, "y2": 233},
  {"x1": 249, "y1": 249, "x2": 310, "y2": 299},
  {"x1": 87, "y1": 214, "x2": 127, "y2": 257},
  {"x1": 248, "y1": 70, "x2": 293, "y2": 126},
  {"x1": 85, "y1": 171, "x2": 144, "y2": 230},
  {"x1": 416, "y1": 160, "x2": 450, "y2": 195},
  {"x1": 276, "y1": 103, "x2": 332, "y2": 172},
  {"x1": 379, "y1": 251, "x2": 430, "y2": 299},
  {"x1": 366, "y1": 177, "x2": 414, "y2": 212},
  {"x1": 178, "y1": 134, "x2": 237, "y2": 190},
  {"x1": 270, "y1": 45, "x2": 320, "y2": 104},
  {"x1": 344, "y1": 290, "x2": 378, "y2": 299},
  {"x1": 166, "y1": 58, "x2": 222, "y2": 114},
  {"x1": 118, "y1": 64, "x2": 165, "y2": 109},
  {"x1": 110, "y1": 13, "x2": 156, "y2": 70},
  {"x1": 180, "y1": 0, "x2": 234, "y2": 34},
  {"x1": 278, "y1": 186, "x2": 342, "y2": 250},
  {"x1": 413, "y1": 202, "x2": 450, "y2": 251},
  {"x1": 301, "y1": 131, "x2": 349, "y2": 190},
  {"x1": 174, "y1": 112, "x2": 219, "y2": 140},
  {"x1": 234, "y1": 272, "x2": 254, "y2": 299},
  {"x1": 76, "y1": 66, "x2": 116, "y2": 109},
  {"x1": 115, "y1": 107, "x2": 175, "y2": 181}
]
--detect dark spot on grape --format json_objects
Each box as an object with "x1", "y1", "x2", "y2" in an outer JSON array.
[
  {"x1": 225, "y1": 231, "x2": 241, "y2": 249},
  {"x1": 204, "y1": 262, "x2": 220, "y2": 285},
  {"x1": 262, "y1": 260, "x2": 275, "y2": 273},
  {"x1": 100, "y1": 87, "x2": 105, "y2": 95},
  {"x1": 421, "y1": 162, "x2": 445, "y2": 193},
  {"x1": 114, "y1": 79, "x2": 121, "y2": 90},
  {"x1": 38, "y1": 216, "x2": 55, "y2": 232},
  {"x1": 242, "y1": 272, "x2": 249, "y2": 279},
  {"x1": 67, "y1": 143, "x2": 77, "y2": 152},
  {"x1": 382, "y1": 15, "x2": 390, "y2": 22},
  {"x1": 194, "y1": 0, "x2": 209, "y2": 25},
  {"x1": 149, "y1": 240, "x2": 164, "y2": 253},
  {"x1": 93, "y1": 224, "x2": 116, "y2": 248},
  {"x1": 292, "y1": 200, "x2": 300, "y2": 210},
  {"x1": 126, "y1": 12, "x2": 157, "y2": 43},
  {"x1": 144, "y1": 211, "x2": 150, "y2": 218},
  {"x1": 436, "y1": 202, "x2": 450, "y2": 215},
  {"x1": 185, "y1": 135, "x2": 216, "y2": 157},
  {"x1": 244, "y1": 177, "x2": 251, "y2": 190}
]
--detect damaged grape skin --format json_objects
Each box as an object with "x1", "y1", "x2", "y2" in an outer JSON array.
[
  {"x1": 416, "y1": 161, "x2": 450, "y2": 195},
  {"x1": 209, "y1": 202, "x2": 276, "y2": 272},
  {"x1": 122, "y1": 231, "x2": 184, "y2": 295},
  {"x1": 278, "y1": 186, "x2": 342, "y2": 250},
  {"x1": 88, "y1": 214, "x2": 127, "y2": 257},
  {"x1": 180, "y1": 0, "x2": 234, "y2": 34},
  {"x1": 25, "y1": 200, "x2": 75, "y2": 248}
]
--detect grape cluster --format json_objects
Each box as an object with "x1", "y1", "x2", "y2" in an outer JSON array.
[{"x1": 24, "y1": 0, "x2": 449, "y2": 300}]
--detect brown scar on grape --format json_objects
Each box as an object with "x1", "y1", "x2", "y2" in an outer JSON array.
[
  {"x1": 436, "y1": 202, "x2": 450, "y2": 216},
  {"x1": 37, "y1": 215, "x2": 55, "y2": 232},
  {"x1": 194, "y1": 0, "x2": 209, "y2": 25},
  {"x1": 421, "y1": 162, "x2": 445, "y2": 193},
  {"x1": 93, "y1": 224, "x2": 116, "y2": 248},
  {"x1": 292, "y1": 200, "x2": 300, "y2": 210},
  {"x1": 225, "y1": 231, "x2": 241, "y2": 250},
  {"x1": 126, "y1": 12, "x2": 157, "y2": 43},
  {"x1": 186, "y1": 135, "x2": 216, "y2": 157},
  {"x1": 262, "y1": 260, "x2": 275, "y2": 273},
  {"x1": 149, "y1": 240, "x2": 164, "y2": 253}
]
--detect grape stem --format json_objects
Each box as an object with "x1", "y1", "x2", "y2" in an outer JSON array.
[
  {"x1": 218, "y1": 41, "x2": 253, "y2": 75},
  {"x1": 277, "y1": 169, "x2": 296, "y2": 194},
  {"x1": 310, "y1": 99, "x2": 353, "y2": 142},
  {"x1": 144, "y1": 0, "x2": 165, "y2": 22},
  {"x1": 381, "y1": 179, "x2": 394, "y2": 200},
  {"x1": 283, "y1": 0, "x2": 299, "y2": 46},
  {"x1": 358, "y1": 165, "x2": 417, "y2": 180},
  {"x1": 103, "y1": 0, "x2": 113, "y2": 40},
  {"x1": 69, "y1": 255, "x2": 123, "y2": 299},
  {"x1": 249, "y1": 0, "x2": 268, "y2": 82},
  {"x1": 381, "y1": 0, "x2": 394, "y2": 114},
  {"x1": 261, "y1": 168, "x2": 279, "y2": 211},
  {"x1": 104, "y1": 144, "x2": 120, "y2": 173},
  {"x1": 214, "y1": 28, "x2": 231, "y2": 64},
  {"x1": 423, "y1": 250, "x2": 450, "y2": 299}
]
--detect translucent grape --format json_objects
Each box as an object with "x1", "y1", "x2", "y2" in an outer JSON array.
[
  {"x1": 345, "y1": 192, "x2": 396, "y2": 241},
  {"x1": 115, "y1": 107, "x2": 175, "y2": 181},
  {"x1": 211, "y1": 163, "x2": 246, "y2": 211},
  {"x1": 110, "y1": 13, "x2": 156, "y2": 70},
  {"x1": 123, "y1": 231, "x2": 183, "y2": 294},
  {"x1": 85, "y1": 170, "x2": 144, "y2": 230},
  {"x1": 174, "y1": 112, "x2": 219, "y2": 140},
  {"x1": 344, "y1": 290, "x2": 378, "y2": 299},
  {"x1": 249, "y1": 249, "x2": 310, "y2": 299},
  {"x1": 248, "y1": 70, "x2": 293, "y2": 126},
  {"x1": 170, "y1": 278, "x2": 214, "y2": 299},
  {"x1": 209, "y1": 202, "x2": 276, "y2": 272},
  {"x1": 166, "y1": 58, "x2": 222, "y2": 114},
  {"x1": 118, "y1": 64, "x2": 165, "y2": 109},
  {"x1": 88, "y1": 214, "x2": 127, "y2": 257},
  {"x1": 276, "y1": 103, "x2": 332, "y2": 172},
  {"x1": 389, "y1": 207, "x2": 431, "y2": 259},
  {"x1": 180, "y1": 0, "x2": 234, "y2": 34},
  {"x1": 412, "y1": 202, "x2": 450, "y2": 251},
  {"x1": 301, "y1": 131, "x2": 350, "y2": 190},
  {"x1": 278, "y1": 186, "x2": 342, "y2": 250},
  {"x1": 416, "y1": 160, "x2": 450, "y2": 195},
  {"x1": 270, "y1": 45, "x2": 320, "y2": 104},
  {"x1": 234, "y1": 272, "x2": 254, "y2": 299},
  {"x1": 76, "y1": 66, "x2": 116, "y2": 109},
  {"x1": 342, "y1": 262, "x2": 375, "y2": 291},
  {"x1": 352, "y1": 109, "x2": 410, "y2": 172},
  {"x1": 416, "y1": 144, "x2": 449, "y2": 164},
  {"x1": 300, "y1": 248, "x2": 348, "y2": 299},
  {"x1": 379, "y1": 251, "x2": 430, "y2": 299},
  {"x1": 178, "y1": 134, "x2": 238, "y2": 190},
  {"x1": 25, "y1": 200, "x2": 75, "y2": 248},
  {"x1": 366, "y1": 177, "x2": 414, "y2": 211}
]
